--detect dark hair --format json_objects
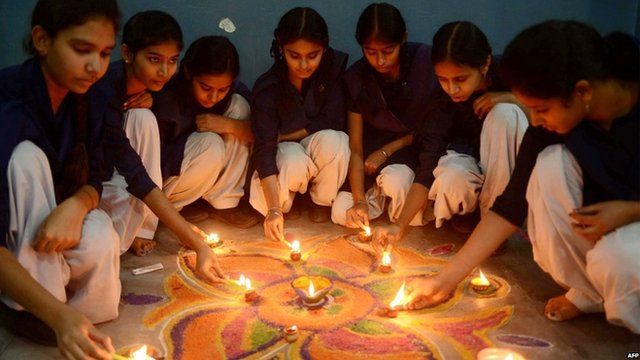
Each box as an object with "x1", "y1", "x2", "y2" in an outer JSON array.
[
  {"x1": 122, "y1": 10, "x2": 183, "y2": 55},
  {"x1": 432, "y1": 21, "x2": 491, "y2": 68},
  {"x1": 501, "y1": 20, "x2": 640, "y2": 100},
  {"x1": 25, "y1": 0, "x2": 120, "y2": 56},
  {"x1": 355, "y1": 2, "x2": 406, "y2": 45},
  {"x1": 270, "y1": 7, "x2": 329, "y2": 62},
  {"x1": 182, "y1": 36, "x2": 239, "y2": 78}
]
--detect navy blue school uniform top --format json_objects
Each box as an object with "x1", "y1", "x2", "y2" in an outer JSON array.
[
  {"x1": 0, "y1": 59, "x2": 105, "y2": 247},
  {"x1": 88, "y1": 60, "x2": 157, "y2": 200},
  {"x1": 413, "y1": 61, "x2": 506, "y2": 188},
  {"x1": 344, "y1": 42, "x2": 437, "y2": 172},
  {"x1": 491, "y1": 103, "x2": 639, "y2": 226},
  {"x1": 152, "y1": 73, "x2": 250, "y2": 179},
  {"x1": 251, "y1": 47, "x2": 349, "y2": 179}
]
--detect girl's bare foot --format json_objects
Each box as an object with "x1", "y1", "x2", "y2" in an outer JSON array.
[
  {"x1": 544, "y1": 294, "x2": 584, "y2": 321},
  {"x1": 128, "y1": 237, "x2": 157, "y2": 257}
]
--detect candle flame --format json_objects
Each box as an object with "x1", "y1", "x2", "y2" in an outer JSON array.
[
  {"x1": 132, "y1": 345, "x2": 154, "y2": 360},
  {"x1": 363, "y1": 226, "x2": 371, "y2": 236},
  {"x1": 238, "y1": 274, "x2": 246, "y2": 286},
  {"x1": 478, "y1": 269, "x2": 490, "y2": 285},
  {"x1": 381, "y1": 251, "x2": 391, "y2": 266},
  {"x1": 207, "y1": 233, "x2": 219, "y2": 244},
  {"x1": 291, "y1": 240, "x2": 300, "y2": 252},
  {"x1": 245, "y1": 278, "x2": 252, "y2": 291},
  {"x1": 308, "y1": 280, "x2": 315, "y2": 297},
  {"x1": 389, "y1": 281, "x2": 406, "y2": 309}
]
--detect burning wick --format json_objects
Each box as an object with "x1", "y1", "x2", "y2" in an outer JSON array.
[
  {"x1": 290, "y1": 240, "x2": 301, "y2": 261},
  {"x1": 284, "y1": 325, "x2": 299, "y2": 343},
  {"x1": 132, "y1": 345, "x2": 154, "y2": 360},
  {"x1": 359, "y1": 226, "x2": 372, "y2": 242},
  {"x1": 238, "y1": 274, "x2": 258, "y2": 302},
  {"x1": 205, "y1": 233, "x2": 221, "y2": 247},
  {"x1": 379, "y1": 251, "x2": 392, "y2": 273},
  {"x1": 380, "y1": 281, "x2": 407, "y2": 318},
  {"x1": 308, "y1": 280, "x2": 315, "y2": 298},
  {"x1": 476, "y1": 347, "x2": 526, "y2": 360},
  {"x1": 470, "y1": 269, "x2": 491, "y2": 292}
]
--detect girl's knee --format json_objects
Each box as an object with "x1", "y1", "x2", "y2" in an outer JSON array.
[
  {"x1": 9, "y1": 141, "x2": 48, "y2": 172},
  {"x1": 125, "y1": 109, "x2": 159, "y2": 134}
]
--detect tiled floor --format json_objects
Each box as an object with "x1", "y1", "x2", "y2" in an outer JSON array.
[{"x1": 1, "y1": 206, "x2": 638, "y2": 359}]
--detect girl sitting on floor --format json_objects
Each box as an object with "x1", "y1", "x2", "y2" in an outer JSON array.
[
  {"x1": 152, "y1": 36, "x2": 259, "y2": 229},
  {"x1": 398, "y1": 20, "x2": 640, "y2": 334},
  {"x1": 0, "y1": 0, "x2": 120, "y2": 356},
  {"x1": 331, "y1": 2, "x2": 436, "y2": 230},
  {"x1": 372, "y1": 21, "x2": 528, "y2": 245},
  {"x1": 250, "y1": 7, "x2": 350, "y2": 241},
  {"x1": 93, "y1": 11, "x2": 226, "y2": 282}
]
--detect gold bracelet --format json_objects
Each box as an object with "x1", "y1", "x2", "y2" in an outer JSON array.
[{"x1": 380, "y1": 149, "x2": 389, "y2": 160}]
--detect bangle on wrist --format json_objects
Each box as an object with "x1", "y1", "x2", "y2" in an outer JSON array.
[
  {"x1": 267, "y1": 207, "x2": 283, "y2": 217},
  {"x1": 380, "y1": 149, "x2": 389, "y2": 160}
]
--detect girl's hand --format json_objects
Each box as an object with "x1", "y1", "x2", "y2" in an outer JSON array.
[
  {"x1": 372, "y1": 224, "x2": 406, "y2": 252},
  {"x1": 195, "y1": 114, "x2": 225, "y2": 133},
  {"x1": 472, "y1": 92, "x2": 515, "y2": 118},
  {"x1": 405, "y1": 274, "x2": 455, "y2": 310},
  {"x1": 194, "y1": 245, "x2": 226, "y2": 284},
  {"x1": 570, "y1": 201, "x2": 640, "y2": 243},
  {"x1": 34, "y1": 197, "x2": 87, "y2": 253},
  {"x1": 264, "y1": 209, "x2": 284, "y2": 242},
  {"x1": 53, "y1": 307, "x2": 114, "y2": 360},
  {"x1": 345, "y1": 201, "x2": 369, "y2": 229},
  {"x1": 364, "y1": 150, "x2": 388, "y2": 175},
  {"x1": 123, "y1": 91, "x2": 153, "y2": 110},
  {"x1": 189, "y1": 225, "x2": 226, "y2": 283}
]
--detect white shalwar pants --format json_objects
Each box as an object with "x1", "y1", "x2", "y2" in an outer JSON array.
[
  {"x1": 331, "y1": 163, "x2": 422, "y2": 226},
  {"x1": 163, "y1": 94, "x2": 252, "y2": 211},
  {"x1": 102, "y1": 95, "x2": 253, "y2": 254},
  {"x1": 428, "y1": 103, "x2": 529, "y2": 227},
  {"x1": 100, "y1": 109, "x2": 163, "y2": 254},
  {"x1": 527, "y1": 144, "x2": 640, "y2": 334},
  {"x1": 250, "y1": 129, "x2": 350, "y2": 215},
  {"x1": 2, "y1": 141, "x2": 120, "y2": 323}
]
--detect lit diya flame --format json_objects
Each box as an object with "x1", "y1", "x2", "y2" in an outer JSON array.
[
  {"x1": 245, "y1": 278, "x2": 252, "y2": 291},
  {"x1": 132, "y1": 345, "x2": 154, "y2": 360},
  {"x1": 363, "y1": 226, "x2": 371, "y2": 237},
  {"x1": 206, "y1": 233, "x2": 219, "y2": 244},
  {"x1": 308, "y1": 280, "x2": 315, "y2": 297},
  {"x1": 291, "y1": 240, "x2": 300, "y2": 252},
  {"x1": 472, "y1": 269, "x2": 490, "y2": 286},
  {"x1": 238, "y1": 274, "x2": 246, "y2": 286},
  {"x1": 381, "y1": 251, "x2": 391, "y2": 266},
  {"x1": 389, "y1": 281, "x2": 407, "y2": 309}
]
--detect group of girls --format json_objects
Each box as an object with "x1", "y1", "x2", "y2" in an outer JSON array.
[{"x1": 0, "y1": 0, "x2": 637, "y2": 358}]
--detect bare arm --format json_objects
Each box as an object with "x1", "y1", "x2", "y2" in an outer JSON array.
[
  {"x1": 347, "y1": 112, "x2": 366, "y2": 202},
  {"x1": 473, "y1": 91, "x2": 529, "y2": 119},
  {"x1": 278, "y1": 128, "x2": 309, "y2": 142},
  {"x1": 143, "y1": 188, "x2": 225, "y2": 282},
  {"x1": 259, "y1": 175, "x2": 284, "y2": 241},
  {"x1": 34, "y1": 185, "x2": 99, "y2": 253},
  {"x1": 344, "y1": 111, "x2": 370, "y2": 228},
  {"x1": 406, "y1": 211, "x2": 518, "y2": 309},
  {"x1": 364, "y1": 133, "x2": 414, "y2": 175},
  {"x1": 195, "y1": 113, "x2": 254, "y2": 142},
  {"x1": 372, "y1": 183, "x2": 429, "y2": 250}
]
